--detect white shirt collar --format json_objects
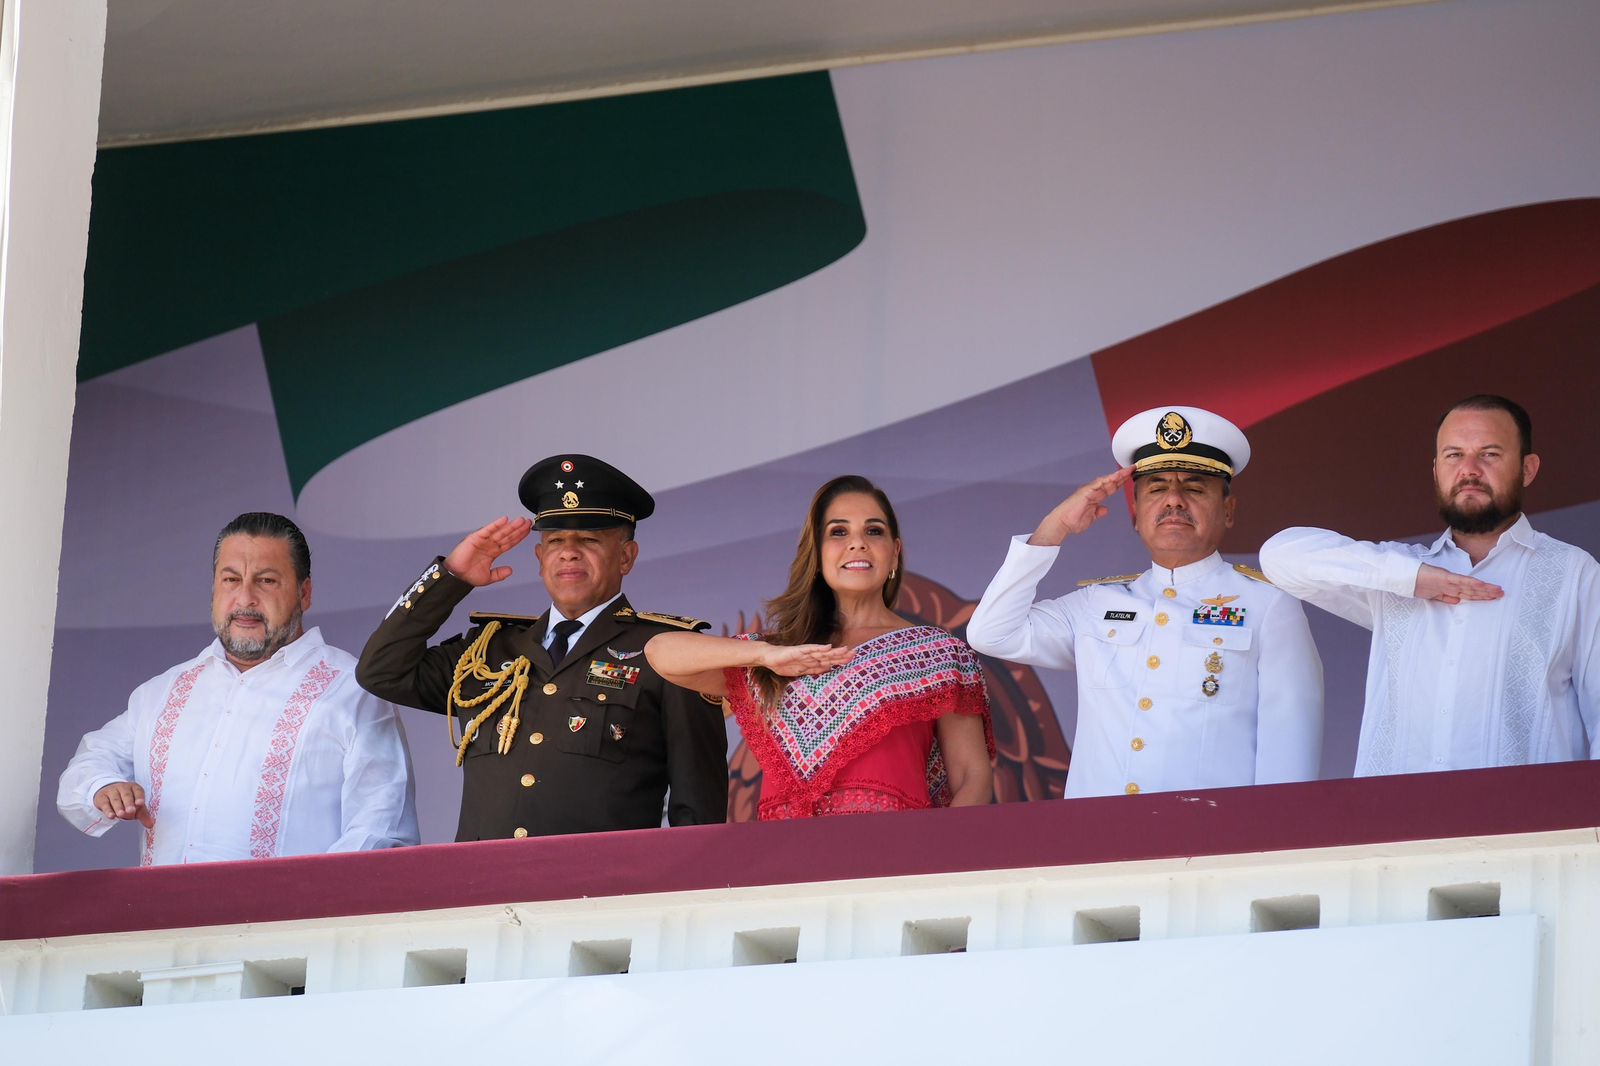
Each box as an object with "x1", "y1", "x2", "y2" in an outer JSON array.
[
  {"x1": 544, "y1": 593, "x2": 624, "y2": 646},
  {"x1": 204, "y1": 625, "x2": 325, "y2": 674},
  {"x1": 1147, "y1": 551, "x2": 1227, "y2": 587},
  {"x1": 1423, "y1": 513, "x2": 1536, "y2": 562}
]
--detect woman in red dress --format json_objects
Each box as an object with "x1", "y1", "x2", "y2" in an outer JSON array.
[{"x1": 646, "y1": 475, "x2": 993, "y2": 818}]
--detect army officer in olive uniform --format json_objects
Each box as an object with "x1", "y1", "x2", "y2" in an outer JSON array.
[
  {"x1": 966, "y1": 407, "x2": 1324, "y2": 798},
  {"x1": 357, "y1": 455, "x2": 727, "y2": 840}
]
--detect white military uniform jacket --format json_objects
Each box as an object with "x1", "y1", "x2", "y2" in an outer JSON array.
[{"x1": 968, "y1": 537, "x2": 1324, "y2": 798}]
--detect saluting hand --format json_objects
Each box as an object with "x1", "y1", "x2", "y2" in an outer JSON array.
[
  {"x1": 760, "y1": 643, "x2": 856, "y2": 678},
  {"x1": 1413, "y1": 563, "x2": 1503, "y2": 605},
  {"x1": 93, "y1": 781, "x2": 155, "y2": 828},
  {"x1": 1028, "y1": 467, "x2": 1135, "y2": 546},
  {"x1": 445, "y1": 516, "x2": 534, "y2": 587}
]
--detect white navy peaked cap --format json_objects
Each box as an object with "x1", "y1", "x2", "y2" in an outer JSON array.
[{"x1": 1111, "y1": 405, "x2": 1251, "y2": 479}]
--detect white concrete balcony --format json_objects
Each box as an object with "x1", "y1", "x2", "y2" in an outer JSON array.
[{"x1": 2, "y1": 762, "x2": 1597, "y2": 1064}]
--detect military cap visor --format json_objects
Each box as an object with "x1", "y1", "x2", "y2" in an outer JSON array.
[
  {"x1": 1111, "y1": 406, "x2": 1251, "y2": 480},
  {"x1": 517, "y1": 454, "x2": 656, "y2": 531}
]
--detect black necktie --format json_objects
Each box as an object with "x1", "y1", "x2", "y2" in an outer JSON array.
[{"x1": 548, "y1": 619, "x2": 584, "y2": 665}]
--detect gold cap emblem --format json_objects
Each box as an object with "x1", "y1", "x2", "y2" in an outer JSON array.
[
  {"x1": 562, "y1": 491, "x2": 579, "y2": 509},
  {"x1": 1156, "y1": 411, "x2": 1193, "y2": 451}
]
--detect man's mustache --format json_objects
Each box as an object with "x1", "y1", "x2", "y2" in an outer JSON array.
[
  {"x1": 1156, "y1": 508, "x2": 1197, "y2": 526},
  {"x1": 227, "y1": 610, "x2": 266, "y2": 625}
]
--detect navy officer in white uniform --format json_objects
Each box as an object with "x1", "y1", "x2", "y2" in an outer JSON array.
[{"x1": 966, "y1": 406, "x2": 1324, "y2": 797}]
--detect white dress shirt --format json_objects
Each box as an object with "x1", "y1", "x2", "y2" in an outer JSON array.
[
  {"x1": 542, "y1": 593, "x2": 623, "y2": 654},
  {"x1": 968, "y1": 538, "x2": 1323, "y2": 798},
  {"x1": 58, "y1": 627, "x2": 419, "y2": 865},
  {"x1": 1260, "y1": 516, "x2": 1600, "y2": 776}
]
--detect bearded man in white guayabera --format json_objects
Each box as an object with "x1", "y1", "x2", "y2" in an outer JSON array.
[
  {"x1": 967, "y1": 406, "x2": 1324, "y2": 799},
  {"x1": 1261, "y1": 395, "x2": 1600, "y2": 776},
  {"x1": 58, "y1": 513, "x2": 418, "y2": 865}
]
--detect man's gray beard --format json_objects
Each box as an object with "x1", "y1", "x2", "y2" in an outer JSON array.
[
  {"x1": 216, "y1": 607, "x2": 302, "y2": 663},
  {"x1": 1438, "y1": 481, "x2": 1522, "y2": 535}
]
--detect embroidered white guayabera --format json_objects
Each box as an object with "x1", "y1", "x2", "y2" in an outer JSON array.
[
  {"x1": 1261, "y1": 516, "x2": 1600, "y2": 776},
  {"x1": 57, "y1": 628, "x2": 418, "y2": 865}
]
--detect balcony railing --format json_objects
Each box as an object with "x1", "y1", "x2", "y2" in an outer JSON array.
[{"x1": 2, "y1": 762, "x2": 1598, "y2": 1064}]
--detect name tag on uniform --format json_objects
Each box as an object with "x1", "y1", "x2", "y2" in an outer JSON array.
[
  {"x1": 587, "y1": 659, "x2": 641, "y2": 690},
  {"x1": 1104, "y1": 610, "x2": 1138, "y2": 621}
]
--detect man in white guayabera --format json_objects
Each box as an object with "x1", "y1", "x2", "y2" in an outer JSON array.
[
  {"x1": 58, "y1": 512, "x2": 419, "y2": 865},
  {"x1": 1261, "y1": 395, "x2": 1599, "y2": 776}
]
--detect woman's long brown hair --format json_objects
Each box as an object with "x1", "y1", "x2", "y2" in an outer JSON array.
[{"x1": 750, "y1": 475, "x2": 904, "y2": 707}]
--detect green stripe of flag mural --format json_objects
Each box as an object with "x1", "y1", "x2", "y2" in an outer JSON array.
[{"x1": 80, "y1": 72, "x2": 866, "y2": 495}]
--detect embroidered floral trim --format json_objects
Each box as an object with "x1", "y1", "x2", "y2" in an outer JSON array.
[
  {"x1": 1500, "y1": 540, "x2": 1573, "y2": 764},
  {"x1": 727, "y1": 627, "x2": 993, "y2": 819},
  {"x1": 1360, "y1": 591, "x2": 1418, "y2": 776},
  {"x1": 247, "y1": 661, "x2": 341, "y2": 859},
  {"x1": 762, "y1": 783, "x2": 924, "y2": 819},
  {"x1": 141, "y1": 663, "x2": 209, "y2": 867}
]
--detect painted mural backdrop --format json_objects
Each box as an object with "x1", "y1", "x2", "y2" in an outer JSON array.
[{"x1": 39, "y1": 0, "x2": 1600, "y2": 870}]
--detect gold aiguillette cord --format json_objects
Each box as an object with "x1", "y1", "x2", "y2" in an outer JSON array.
[{"x1": 448, "y1": 621, "x2": 532, "y2": 766}]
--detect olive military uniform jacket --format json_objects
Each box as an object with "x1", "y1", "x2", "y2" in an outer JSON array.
[{"x1": 356, "y1": 560, "x2": 728, "y2": 841}]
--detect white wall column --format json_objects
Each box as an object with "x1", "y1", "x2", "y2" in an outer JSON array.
[{"x1": 0, "y1": 0, "x2": 108, "y2": 874}]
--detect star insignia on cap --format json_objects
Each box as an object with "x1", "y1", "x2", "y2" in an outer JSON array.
[
  {"x1": 575, "y1": 480, "x2": 584, "y2": 488},
  {"x1": 554, "y1": 480, "x2": 564, "y2": 488}
]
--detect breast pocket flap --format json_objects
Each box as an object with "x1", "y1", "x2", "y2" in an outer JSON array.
[{"x1": 1181, "y1": 625, "x2": 1254, "y2": 652}]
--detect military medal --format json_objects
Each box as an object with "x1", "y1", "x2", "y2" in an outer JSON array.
[
  {"x1": 609, "y1": 724, "x2": 627, "y2": 741},
  {"x1": 568, "y1": 715, "x2": 587, "y2": 733},
  {"x1": 587, "y1": 659, "x2": 640, "y2": 689},
  {"x1": 1202, "y1": 646, "x2": 1223, "y2": 696},
  {"x1": 1193, "y1": 595, "x2": 1246, "y2": 626},
  {"x1": 606, "y1": 646, "x2": 642, "y2": 660}
]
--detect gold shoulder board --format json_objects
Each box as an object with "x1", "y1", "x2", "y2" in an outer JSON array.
[
  {"x1": 634, "y1": 611, "x2": 711, "y2": 631},
  {"x1": 1233, "y1": 563, "x2": 1274, "y2": 585},
  {"x1": 468, "y1": 611, "x2": 542, "y2": 627},
  {"x1": 1076, "y1": 574, "x2": 1143, "y2": 587}
]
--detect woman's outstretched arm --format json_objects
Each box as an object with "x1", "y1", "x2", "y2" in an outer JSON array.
[{"x1": 645, "y1": 633, "x2": 854, "y2": 698}]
